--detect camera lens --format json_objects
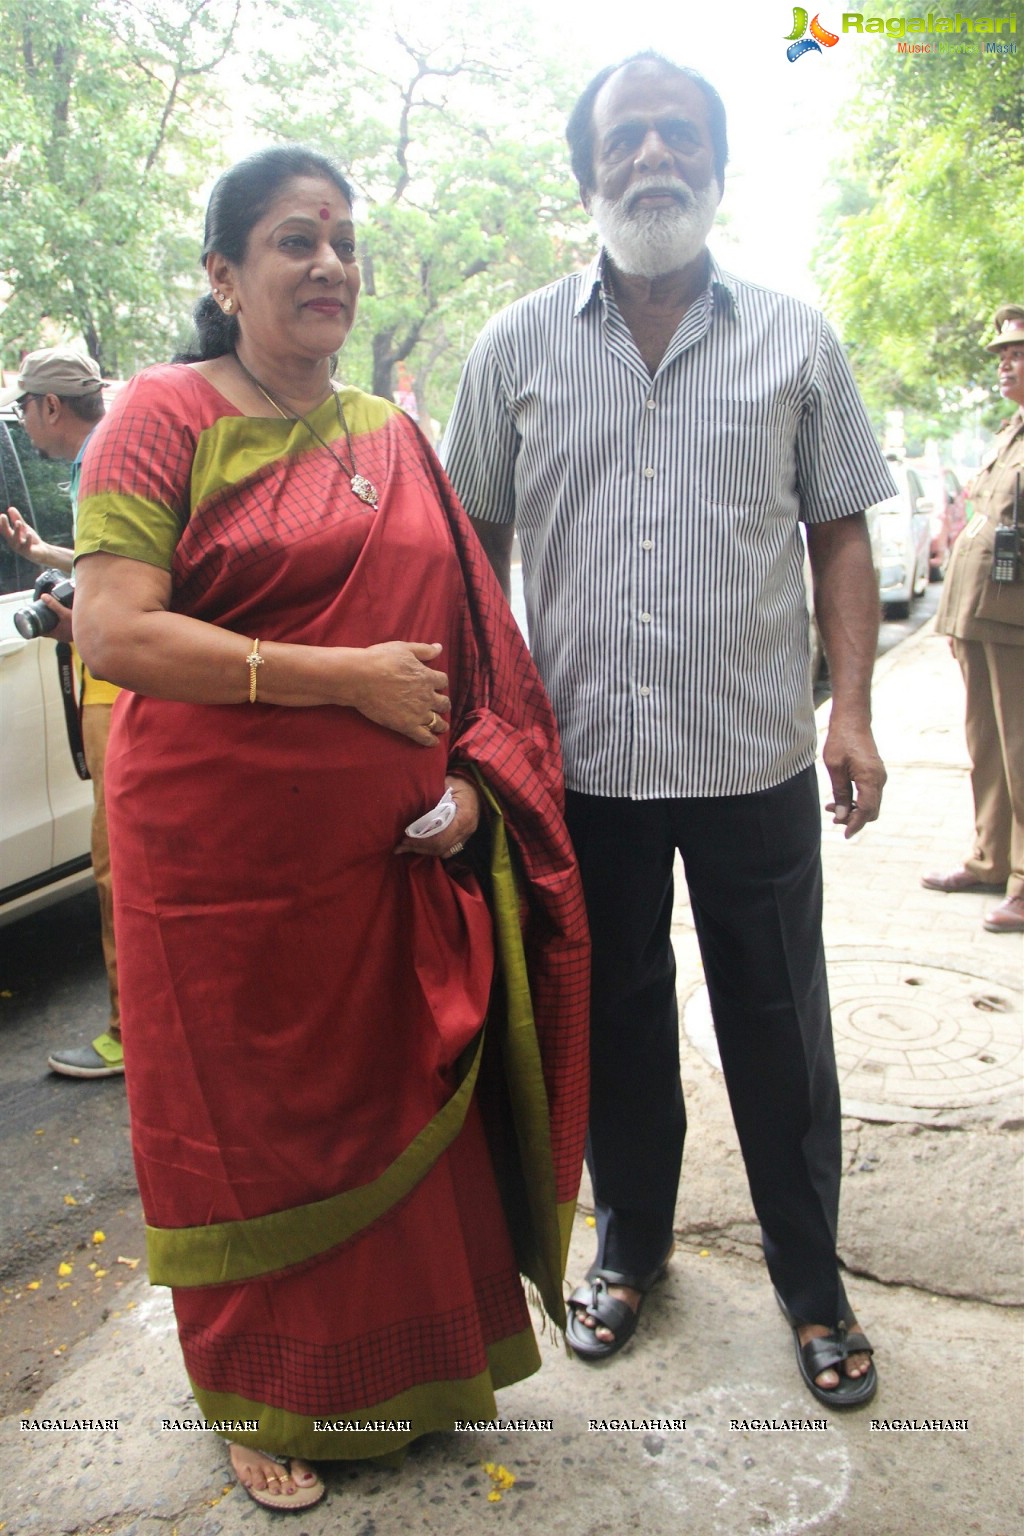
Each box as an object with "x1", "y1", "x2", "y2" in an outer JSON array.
[{"x1": 13, "y1": 600, "x2": 57, "y2": 640}]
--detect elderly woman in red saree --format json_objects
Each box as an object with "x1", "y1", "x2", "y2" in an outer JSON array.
[{"x1": 72, "y1": 146, "x2": 589, "y2": 1514}]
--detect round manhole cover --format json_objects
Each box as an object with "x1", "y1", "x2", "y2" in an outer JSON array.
[{"x1": 683, "y1": 959, "x2": 1022, "y2": 1112}]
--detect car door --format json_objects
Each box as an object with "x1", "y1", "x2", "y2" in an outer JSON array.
[
  {"x1": 0, "y1": 419, "x2": 91, "y2": 902},
  {"x1": 905, "y1": 467, "x2": 932, "y2": 593}
]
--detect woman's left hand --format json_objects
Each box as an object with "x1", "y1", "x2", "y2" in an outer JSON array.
[{"x1": 394, "y1": 774, "x2": 481, "y2": 859}]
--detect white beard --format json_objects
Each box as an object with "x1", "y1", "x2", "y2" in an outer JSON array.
[{"x1": 591, "y1": 177, "x2": 719, "y2": 278}]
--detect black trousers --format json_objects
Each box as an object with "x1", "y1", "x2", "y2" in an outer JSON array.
[{"x1": 564, "y1": 766, "x2": 850, "y2": 1326}]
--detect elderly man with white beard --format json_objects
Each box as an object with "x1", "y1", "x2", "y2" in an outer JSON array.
[{"x1": 442, "y1": 53, "x2": 895, "y2": 1409}]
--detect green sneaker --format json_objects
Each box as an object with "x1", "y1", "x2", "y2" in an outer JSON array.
[{"x1": 47, "y1": 1033, "x2": 125, "y2": 1079}]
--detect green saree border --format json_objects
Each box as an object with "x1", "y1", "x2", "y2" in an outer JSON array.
[
  {"x1": 146, "y1": 1028, "x2": 485, "y2": 1287},
  {"x1": 476, "y1": 777, "x2": 567, "y2": 1328},
  {"x1": 187, "y1": 1328, "x2": 541, "y2": 1461}
]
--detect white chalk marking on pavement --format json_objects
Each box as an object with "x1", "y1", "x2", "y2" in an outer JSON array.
[
  {"x1": 646, "y1": 1387, "x2": 852, "y2": 1535},
  {"x1": 130, "y1": 1288, "x2": 176, "y2": 1337}
]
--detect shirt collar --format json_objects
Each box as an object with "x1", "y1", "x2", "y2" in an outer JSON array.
[
  {"x1": 573, "y1": 247, "x2": 740, "y2": 321},
  {"x1": 71, "y1": 427, "x2": 97, "y2": 469}
]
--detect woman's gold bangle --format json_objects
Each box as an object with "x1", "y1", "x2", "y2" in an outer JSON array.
[{"x1": 246, "y1": 638, "x2": 264, "y2": 703}]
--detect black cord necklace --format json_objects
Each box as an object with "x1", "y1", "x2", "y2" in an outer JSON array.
[{"x1": 232, "y1": 353, "x2": 379, "y2": 509}]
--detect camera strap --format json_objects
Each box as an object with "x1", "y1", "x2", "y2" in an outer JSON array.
[{"x1": 54, "y1": 642, "x2": 91, "y2": 780}]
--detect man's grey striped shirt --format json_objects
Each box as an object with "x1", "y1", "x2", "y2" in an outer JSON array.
[{"x1": 442, "y1": 253, "x2": 896, "y2": 799}]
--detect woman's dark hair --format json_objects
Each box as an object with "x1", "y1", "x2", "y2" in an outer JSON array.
[
  {"x1": 176, "y1": 145, "x2": 355, "y2": 363},
  {"x1": 566, "y1": 53, "x2": 728, "y2": 196}
]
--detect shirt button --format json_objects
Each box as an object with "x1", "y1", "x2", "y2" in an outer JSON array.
[
  {"x1": 641, "y1": 539, "x2": 654, "y2": 550},
  {"x1": 639, "y1": 685, "x2": 651, "y2": 697},
  {"x1": 643, "y1": 466, "x2": 655, "y2": 479},
  {"x1": 640, "y1": 612, "x2": 652, "y2": 623},
  {"x1": 646, "y1": 399, "x2": 656, "y2": 411}
]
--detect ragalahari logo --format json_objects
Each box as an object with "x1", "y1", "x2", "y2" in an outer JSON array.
[{"x1": 785, "y1": 8, "x2": 840, "y2": 59}]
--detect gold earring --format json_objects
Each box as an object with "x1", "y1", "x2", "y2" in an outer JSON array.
[{"x1": 223, "y1": 298, "x2": 234, "y2": 314}]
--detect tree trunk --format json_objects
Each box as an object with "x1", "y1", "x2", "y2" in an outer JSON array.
[{"x1": 371, "y1": 331, "x2": 396, "y2": 401}]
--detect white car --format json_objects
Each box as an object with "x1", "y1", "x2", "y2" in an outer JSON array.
[
  {"x1": 866, "y1": 461, "x2": 933, "y2": 619},
  {"x1": 0, "y1": 413, "x2": 93, "y2": 925}
]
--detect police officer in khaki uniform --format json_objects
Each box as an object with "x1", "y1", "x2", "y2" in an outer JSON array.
[{"x1": 922, "y1": 306, "x2": 1024, "y2": 933}]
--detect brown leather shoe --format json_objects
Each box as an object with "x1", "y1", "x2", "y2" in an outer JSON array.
[
  {"x1": 921, "y1": 868, "x2": 1006, "y2": 894},
  {"x1": 983, "y1": 894, "x2": 1024, "y2": 933}
]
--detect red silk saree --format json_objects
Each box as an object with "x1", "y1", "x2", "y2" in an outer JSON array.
[{"x1": 76, "y1": 366, "x2": 589, "y2": 1460}]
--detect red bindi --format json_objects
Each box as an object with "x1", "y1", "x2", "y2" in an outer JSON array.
[{"x1": 319, "y1": 206, "x2": 330, "y2": 220}]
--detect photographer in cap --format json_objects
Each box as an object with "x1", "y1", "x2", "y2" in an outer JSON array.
[
  {"x1": 923, "y1": 306, "x2": 1024, "y2": 933},
  {"x1": 0, "y1": 344, "x2": 124, "y2": 1073}
]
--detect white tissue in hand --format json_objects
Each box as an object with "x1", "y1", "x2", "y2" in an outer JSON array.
[{"x1": 404, "y1": 788, "x2": 457, "y2": 839}]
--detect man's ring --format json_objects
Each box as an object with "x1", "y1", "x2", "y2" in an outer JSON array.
[
  {"x1": 428, "y1": 711, "x2": 439, "y2": 730},
  {"x1": 444, "y1": 840, "x2": 465, "y2": 858}
]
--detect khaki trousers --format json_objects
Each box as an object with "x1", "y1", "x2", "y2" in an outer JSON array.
[
  {"x1": 82, "y1": 703, "x2": 120, "y2": 1040},
  {"x1": 954, "y1": 638, "x2": 1024, "y2": 898}
]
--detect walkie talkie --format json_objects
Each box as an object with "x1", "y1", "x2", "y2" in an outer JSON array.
[{"x1": 991, "y1": 471, "x2": 1020, "y2": 583}]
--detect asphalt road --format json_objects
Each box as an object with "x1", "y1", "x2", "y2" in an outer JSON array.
[
  {"x1": 0, "y1": 577, "x2": 945, "y2": 1412},
  {"x1": 0, "y1": 891, "x2": 138, "y2": 1412}
]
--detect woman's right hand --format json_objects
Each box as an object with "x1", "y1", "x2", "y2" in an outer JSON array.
[{"x1": 347, "y1": 641, "x2": 451, "y2": 747}]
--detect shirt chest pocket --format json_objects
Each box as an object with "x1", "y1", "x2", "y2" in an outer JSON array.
[{"x1": 692, "y1": 405, "x2": 790, "y2": 512}]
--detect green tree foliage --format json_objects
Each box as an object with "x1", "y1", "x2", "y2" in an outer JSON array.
[
  {"x1": 0, "y1": 0, "x2": 240, "y2": 376},
  {"x1": 246, "y1": 0, "x2": 590, "y2": 424},
  {"x1": 815, "y1": 6, "x2": 1022, "y2": 425},
  {"x1": 0, "y1": 0, "x2": 590, "y2": 415}
]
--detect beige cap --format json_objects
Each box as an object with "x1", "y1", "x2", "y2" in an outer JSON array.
[
  {"x1": 0, "y1": 345, "x2": 102, "y2": 409},
  {"x1": 985, "y1": 307, "x2": 1024, "y2": 354}
]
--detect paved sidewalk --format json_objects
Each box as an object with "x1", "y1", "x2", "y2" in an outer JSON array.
[{"x1": 1, "y1": 619, "x2": 1021, "y2": 1536}]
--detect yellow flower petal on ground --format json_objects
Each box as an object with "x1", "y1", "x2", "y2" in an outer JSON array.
[
  {"x1": 483, "y1": 1461, "x2": 516, "y2": 1500},
  {"x1": 91, "y1": 1230, "x2": 106, "y2": 1245},
  {"x1": 26, "y1": 1281, "x2": 41, "y2": 1291},
  {"x1": 94, "y1": 1269, "x2": 108, "y2": 1279},
  {"x1": 63, "y1": 1195, "x2": 78, "y2": 1206},
  {"x1": 57, "y1": 1262, "x2": 73, "y2": 1277}
]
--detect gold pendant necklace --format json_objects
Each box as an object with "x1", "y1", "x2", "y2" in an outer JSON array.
[{"x1": 233, "y1": 354, "x2": 379, "y2": 509}]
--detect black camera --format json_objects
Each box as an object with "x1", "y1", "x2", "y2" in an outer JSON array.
[{"x1": 13, "y1": 567, "x2": 75, "y2": 639}]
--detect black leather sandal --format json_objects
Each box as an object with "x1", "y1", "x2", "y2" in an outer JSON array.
[
  {"x1": 775, "y1": 1289, "x2": 878, "y2": 1409},
  {"x1": 566, "y1": 1254, "x2": 672, "y2": 1362}
]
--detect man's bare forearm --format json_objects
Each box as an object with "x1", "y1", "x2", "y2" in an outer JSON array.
[
  {"x1": 806, "y1": 513, "x2": 879, "y2": 721},
  {"x1": 807, "y1": 513, "x2": 887, "y2": 834},
  {"x1": 468, "y1": 516, "x2": 515, "y2": 600}
]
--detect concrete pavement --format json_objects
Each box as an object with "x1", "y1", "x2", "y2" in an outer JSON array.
[{"x1": 1, "y1": 617, "x2": 1021, "y2": 1536}]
